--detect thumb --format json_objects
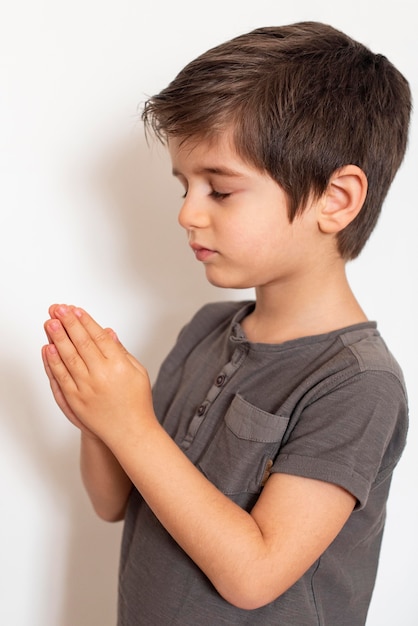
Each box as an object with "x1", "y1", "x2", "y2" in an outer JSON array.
[
  {"x1": 104, "y1": 327, "x2": 146, "y2": 375},
  {"x1": 104, "y1": 327, "x2": 138, "y2": 363},
  {"x1": 104, "y1": 327, "x2": 120, "y2": 343}
]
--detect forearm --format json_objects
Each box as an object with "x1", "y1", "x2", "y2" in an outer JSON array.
[
  {"x1": 107, "y1": 422, "x2": 271, "y2": 607},
  {"x1": 80, "y1": 433, "x2": 133, "y2": 522}
]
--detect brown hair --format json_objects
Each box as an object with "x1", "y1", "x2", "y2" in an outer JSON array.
[{"x1": 142, "y1": 22, "x2": 411, "y2": 259}]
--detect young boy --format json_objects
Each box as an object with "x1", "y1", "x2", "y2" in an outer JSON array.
[{"x1": 42, "y1": 22, "x2": 411, "y2": 625}]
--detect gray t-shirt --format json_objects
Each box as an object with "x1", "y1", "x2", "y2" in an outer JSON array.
[{"x1": 118, "y1": 301, "x2": 408, "y2": 625}]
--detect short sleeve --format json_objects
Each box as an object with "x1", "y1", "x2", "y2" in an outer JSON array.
[{"x1": 272, "y1": 370, "x2": 408, "y2": 509}]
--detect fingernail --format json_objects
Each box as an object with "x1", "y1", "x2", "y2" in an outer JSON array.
[{"x1": 57, "y1": 304, "x2": 69, "y2": 316}]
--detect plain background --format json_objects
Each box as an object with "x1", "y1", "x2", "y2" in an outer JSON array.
[{"x1": 1, "y1": 1, "x2": 416, "y2": 624}]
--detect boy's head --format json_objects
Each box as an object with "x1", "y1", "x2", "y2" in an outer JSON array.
[{"x1": 142, "y1": 21, "x2": 411, "y2": 259}]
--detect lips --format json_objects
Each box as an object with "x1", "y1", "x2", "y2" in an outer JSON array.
[{"x1": 190, "y1": 243, "x2": 216, "y2": 262}]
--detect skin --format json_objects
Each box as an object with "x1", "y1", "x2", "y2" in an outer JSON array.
[{"x1": 42, "y1": 133, "x2": 369, "y2": 610}]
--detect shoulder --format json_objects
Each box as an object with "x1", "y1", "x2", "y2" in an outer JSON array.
[
  {"x1": 338, "y1": 325, "x2": 407, "y2": 398},
  {"x1": 308, "y1": 324, "x2": 408, "y2": 428}
]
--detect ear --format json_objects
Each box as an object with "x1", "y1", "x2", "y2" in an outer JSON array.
[{"x1": 317, "y1": 165, "x2": 368, "y2": 234}]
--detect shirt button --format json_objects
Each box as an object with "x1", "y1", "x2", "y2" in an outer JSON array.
[
  {"x1": 215, "y1": 374, "x2": 226, "y2": 387},
  {"x1": 197, "y1": 404, "x2": 206, "y2": 416}
]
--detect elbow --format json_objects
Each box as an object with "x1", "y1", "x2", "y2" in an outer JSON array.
[
  {"x1": 220, "y1": 587, "x2": 279, "y2": 611},
  {"x1": 85, "y1": 486, "x2": 132, "y2": 523},
  {"x1": 214, "y1": 571, "x2": 287, "y2": 611},
  {"x1": 92, "y1": 501, "x2": 128, "y2": 523},
  {"x1": 96, "y1": 509, "x2": 125, "y2": 523}
]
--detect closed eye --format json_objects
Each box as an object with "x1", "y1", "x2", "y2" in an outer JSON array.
[
  {"x1": 180, "y1": 188, "x2": 231, "y2": 200},
  {"x1": 210, "y1": 190, "x2": 231, "y2": 200}
]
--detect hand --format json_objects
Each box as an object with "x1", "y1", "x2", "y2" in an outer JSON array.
[
  {"x1": 42, "y1": 304, "x2": 155, "y2": 447},
  {"x1": 42, "y1": 337, "x2": 96, "y2": 437},
  {"x1": 42, "y1": 307, "x2": 120, "y2": 438}
]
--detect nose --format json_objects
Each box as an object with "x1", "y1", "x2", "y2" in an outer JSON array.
[{"x1": 178, "y1": 194, "x2": 210, "y2": 231}]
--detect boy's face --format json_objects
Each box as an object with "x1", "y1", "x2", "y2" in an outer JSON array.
[{"x1": 169, "y1": 133, "x2": 326, "y2": 291}]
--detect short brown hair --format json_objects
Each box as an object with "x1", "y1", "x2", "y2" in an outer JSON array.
[{"x1": 142, "y1": 22, "x2": 411, "y2": 259}]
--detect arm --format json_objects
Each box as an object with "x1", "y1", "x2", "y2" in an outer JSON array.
[
  {"x1": 42, "y1": 322, "x2": 132, "y2": 521},
  {"x1": 112, "y1": 422, "x2": 355, "y2": 609},
  {"x1": 80, "y1": 433, "x2": 132, "y2": 521},
  {"x1": 43, "y1": 304, "x2": 356, "y2": 609}
]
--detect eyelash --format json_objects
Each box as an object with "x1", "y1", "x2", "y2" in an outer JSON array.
[
  {"x1": 181, "y1": 189, "x2": 231, "y2": 200},
  {"x1": 210, "y1": 190, "x2": 231, "y2": 200}
]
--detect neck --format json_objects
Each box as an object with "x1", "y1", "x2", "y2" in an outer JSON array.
[{"x1": 242, "y1": 262, "x2": 367, "y2": 344}]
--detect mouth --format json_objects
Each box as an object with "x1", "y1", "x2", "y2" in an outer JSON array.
[{"x1": 190, "y1": 243, "x2": 216, "y2": 262}]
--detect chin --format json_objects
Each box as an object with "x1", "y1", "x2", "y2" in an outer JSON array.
[{"x1": 205, "y1": 270, "x2": 252, "y2": 290}]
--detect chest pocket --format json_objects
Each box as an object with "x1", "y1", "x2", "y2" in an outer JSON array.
[{"x1": 197, "y1": 394, "x2": 289, "y2": 502}]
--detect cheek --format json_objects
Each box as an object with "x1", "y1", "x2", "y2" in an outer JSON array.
[
  {"x1": 244, "y1": 222, "x2": 284, "y2": 252},
  {"x1": 219, "y1": 209, "x2": 288, "y2": 256}
]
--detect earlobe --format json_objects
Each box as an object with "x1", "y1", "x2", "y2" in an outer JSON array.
[{"x1": 318, "y1": 165, "x2": 368, "y2": 234}]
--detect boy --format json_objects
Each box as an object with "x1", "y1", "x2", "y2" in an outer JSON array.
[{"x1": 42, "y1": 22, "x2": 410, "y2": 625}]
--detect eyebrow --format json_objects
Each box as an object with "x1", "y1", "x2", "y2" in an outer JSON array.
[{"x1": 172, "y1": 166, "x2": 245, "y2": 178}]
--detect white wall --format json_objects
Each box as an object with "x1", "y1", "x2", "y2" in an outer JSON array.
[{"x1": 1, "y1": 1, "x2": 416, "y2": 624}]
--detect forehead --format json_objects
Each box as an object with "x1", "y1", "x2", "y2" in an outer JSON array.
[{"x1": 168, "y1": 132, "x2": 251, "y2": 178}]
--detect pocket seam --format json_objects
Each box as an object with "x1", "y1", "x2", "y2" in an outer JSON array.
[{"x1": 225, "y1": 393, "x2": 289, "y2": 443}]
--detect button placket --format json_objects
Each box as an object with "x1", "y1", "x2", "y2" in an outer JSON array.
[
  {"x1": 181, "y1": 342, "x2": 249, "y2": 450},
  {"x1": 215, "y1": 373, "x2": 226, "y2": 387}
]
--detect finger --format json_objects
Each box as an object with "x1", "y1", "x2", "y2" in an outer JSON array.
[
  {"x1": 42, "y1": 345, "x2": 81, "y2": 421},
  {"x1": 49, "y1": 303, "x2": 79, "y2": 323},
  {"x1": 42, "y1": 344, "x2": 65, "y2": 397},
  {"x1": 44, "y1": 325, "x2": 52, "y2": 344},
  {"x1": 46, "y1": 304, "x2": 70, "y2": 343},
  {"x1": 44, "y1": 316, "x2": 90, "y2": 380},
  {"x1": 104, "y1": 327, "x2": 119, "y2": 343},
  {"x1": 41, "y1": 343, "x2": 70, "y2": 389},
  {"x1": 41, "y1": 344, "x2": 54, "y2": 381},
  {"x1": 56, "y1": 305, "x2": 123, "y2": 360},
  {"x1": 50, "y1": 304, "x2": 112, "y2": 367},
  {"x1": 103, "y1": 327, "x2": 142, "y2": 369},
  {"x1": 44, "y1": 317, "x2": 57, "y2": 345},
  {"x1": 42, "y1": 339, "x2": 79, "y2": 396}
]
